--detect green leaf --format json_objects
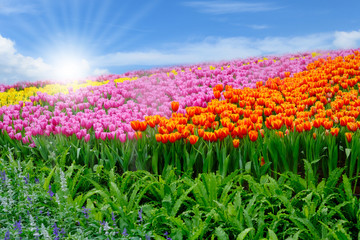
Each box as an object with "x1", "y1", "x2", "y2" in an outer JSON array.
[
  {"x1": 345, "y1": 148, "x2": 351, "y2": 159},
  {"x1": 236, "y1": 228, "x2": 254, "y2": 240},
  {"x1": 215, "y1": 226, "x2": 229, "y2": 240},
  {"x1": 342, "y1": 175, "x2": 353, "y2": 200},
  {"x1": 171, "y1": 183, "x2": 197, "y2": 217},
  {"x1": 152, "y1": 147, "x2": 159, "y2": 175},
  {"x1": 43, "y1": 166, "x2": 56, "y2": 191},
  {"x1": 268, "y1": 229, "x2": 278, "y2": 240}
]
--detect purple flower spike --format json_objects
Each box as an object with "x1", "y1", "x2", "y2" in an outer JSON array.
[
  {"x1": 48, "y1": 185, "x2": 54, "y2": 197},
  {"x1": 138, "y1": 208, "x2": 143, "y2": 222}
]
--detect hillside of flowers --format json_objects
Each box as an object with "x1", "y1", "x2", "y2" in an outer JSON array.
[{"x1": 1, "y1": 48, "x2": 360, "y2": 239}]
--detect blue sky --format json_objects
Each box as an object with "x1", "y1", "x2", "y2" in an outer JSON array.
[{"x1": 0, "y1": 0, "x2": 359, "y2": 84}]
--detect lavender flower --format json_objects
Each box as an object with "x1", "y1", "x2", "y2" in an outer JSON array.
[
  {"x1": 4, "y1": 230, "x2": 10, "y2": 240},
  {"x1": 53, "y1": 223, "x2": 60, "y2": 240},
  {"x1": 34, "y1": 178, "x2": 39, "y2": 184},
  {"x1": 164, "y1": 232, "x2": 172, "y2": 240},
  {"x1": 60, "y1": 228, "x2": 66, "y2": 237},
  {"x1": 146, "y1": 234, "x2": 151, "y2": 240},
  {"x1": 111, "y1": 212, "x2": 116, "y2": 226},
  {"x1": 122, "y1": 228, "x2": 128, "y2": 236},
  {"x1": 138, "y1": 208, "x2": 143, "y2": 222},
  {"x1": 48, "y1": 185, "x2": 54, "y2": 197},
  {"x1": 1, "y1": 170, "x2": 6, "y2": 182},
  {"x1": 14, "y1": 219, "x2": 22, "y2": 235},
  {"x1": 82, "y1": 207, "x2": 90, "y2": 219}
]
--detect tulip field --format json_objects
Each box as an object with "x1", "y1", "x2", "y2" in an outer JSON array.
[{"x1": 2, "y1": 49, "x2": 360, "y2": 239}]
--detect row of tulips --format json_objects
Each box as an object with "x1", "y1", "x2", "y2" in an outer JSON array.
[
  {"x1": 0, "y1": 49, "x2": 356, "y2": 148},
  {"x1": 130, "y1": 50, "x2": 360, "y2": 186}
]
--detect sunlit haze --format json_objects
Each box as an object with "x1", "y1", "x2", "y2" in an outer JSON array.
[{"x1": 0, "y1": 0, "x2": 359, "y2": 84}]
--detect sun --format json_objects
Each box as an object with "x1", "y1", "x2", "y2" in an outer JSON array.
[
  {"x1": 49, "y1": 51, "x2": 91, "y2": 83},
  {"x1": 41, "y1": 41, "x2": 93, "y2": 84}
]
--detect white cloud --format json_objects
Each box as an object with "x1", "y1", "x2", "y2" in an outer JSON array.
[
  {"x1": 0, "y1": 35, "x2": 51, "y2": 83},
  {"x1": 184, "y1": 1, "x2": 280, "y2": 14},
  {"x1": 333, "y1": 30, "x2": 360, "y2": 49},
  {"x1": 93, "y1": 32, "x2": 338, "y2": 68},
  {"x1": 93, "y1": 68, "x2": 110, "y2": 76}
]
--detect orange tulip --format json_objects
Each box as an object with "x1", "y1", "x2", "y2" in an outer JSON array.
[
  {"x1": 313, "y1": 132, "x2": 316, "y2": 139},
  {"x1": 135, "y1": 131, "x2": 142, "y2": 140},
  {"x1": 260, "y1": 129, "x2": 265, "y2": 138},
  {"x1": 161, "y1": 134, "x2": 168, "y2": 144},
  {"x1": 155, "y1": 134, "x2": 162, "y2": 142},
  {"x1": 189, "y1": 135, "x2": 199, "y2": 145},
  {"x1": 130, "y1": 120, "x2": 140, "y2": 131},
  {"x1": 147, "y1": 119, "x2": 156, "y2": 128},
  {"x1": 295, "y1": 123, "x2": 304, "y2": 133},
  {"x1": 158, "y1": 126, "x2": 168, "y2": 134},
  {"x1": 230, "y1": 114, "x2": 239, "y2": 122},
  {"x1": 340, "y1": 117, "x2": 348, "y2": 127},
  {"x1": 213, "y1": 90, "x2": 221, "y2": 99},
  {"x1": 322, "y1": 120, "x2": 333, "y2": 130},
  {"x1": 304, "y1": 121, "x2": 312, "y2": 131},
  {"x1": 284, "y1": 117, "x2": 294, "y2": 128},
  {"x1": 264, "y1": 108, "x2": 272, "y2": 117},
  {"x1": 212, "y1": 121, "x2": 219, "y2": 129},
  {"x1": 166, "y1": 122, "x2": 176, "y2": 133},
  {"x1": 239, "y1": 125, "x2": 247, "y2": 136},
  {"x1": 210, "y1": 133, "x2": 218, "y2": 142},
  {"x1": 330, "y1": 127, "x2": 340, "y2": 137},
  {"x1": 233, "y1": 139, "x2": 240, "y2": 148},
  {"x1": 250, "y1": 114, "x2": 258, "y2": 124},
  {"x1": 198, "y1": 128, "x2": 205, "y2": 138},
  {"x1": 171, "y1": 101, "x2": 179, "y2": 112},
  {"x1": 275, "y1": 131, "x2": 284, "y2": 138},
  {"x1": 312, "y1": 118, "x2": 322, "y2": 128},
  {"x1": 347, "y1": 122, "x2": 358, "y2": 132},
  {"x1": 260, "y1": 157, "x2": 265, "y2": 167},
  {"x1": 168, "y1": 133, "x2": 177, "y2": 143},
  {"x1": 181, "y1": 129, "x2": 190, "y2": 138},
  {"x1": 139, "y1": 121, "x2": 147, "y2": 131},
  {"x1": 249, "y1": 130, "x2": 258, "y2": 142},
  {"x1": 271, "y1": 119, "x2": 283, "y2": 130},
  {"x1": 214, "y1": 84, "x2": 224, "y2": 92},
  {"x1": 345, "y1": 132, "x2": 352, "y2": 143}
]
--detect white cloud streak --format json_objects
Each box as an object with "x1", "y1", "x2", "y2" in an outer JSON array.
[
  {"x1": 184, "y1": 1, "x2": 280, "y2": 14},
  {"x1": 0, "y1": 0, "x2": 36, "y2": 14},
  {"x1": 94, "y1": 31, "x2": 345, "y2": 68},
  {"x1": 247, "y1": 24, "x2": 269, "y2": 30}
]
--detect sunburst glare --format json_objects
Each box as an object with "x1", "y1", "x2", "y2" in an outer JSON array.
[{"x1": 49, "y1": 50, "x2": 90, "y2": 83}]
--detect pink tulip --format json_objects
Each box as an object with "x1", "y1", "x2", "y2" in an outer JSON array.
[
  {"x1": 84, "y1": 134, "x2": 90, "y2": 142},
  {"x1": 100, "y1": 132, "x2": 107, "y2": 141}
]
